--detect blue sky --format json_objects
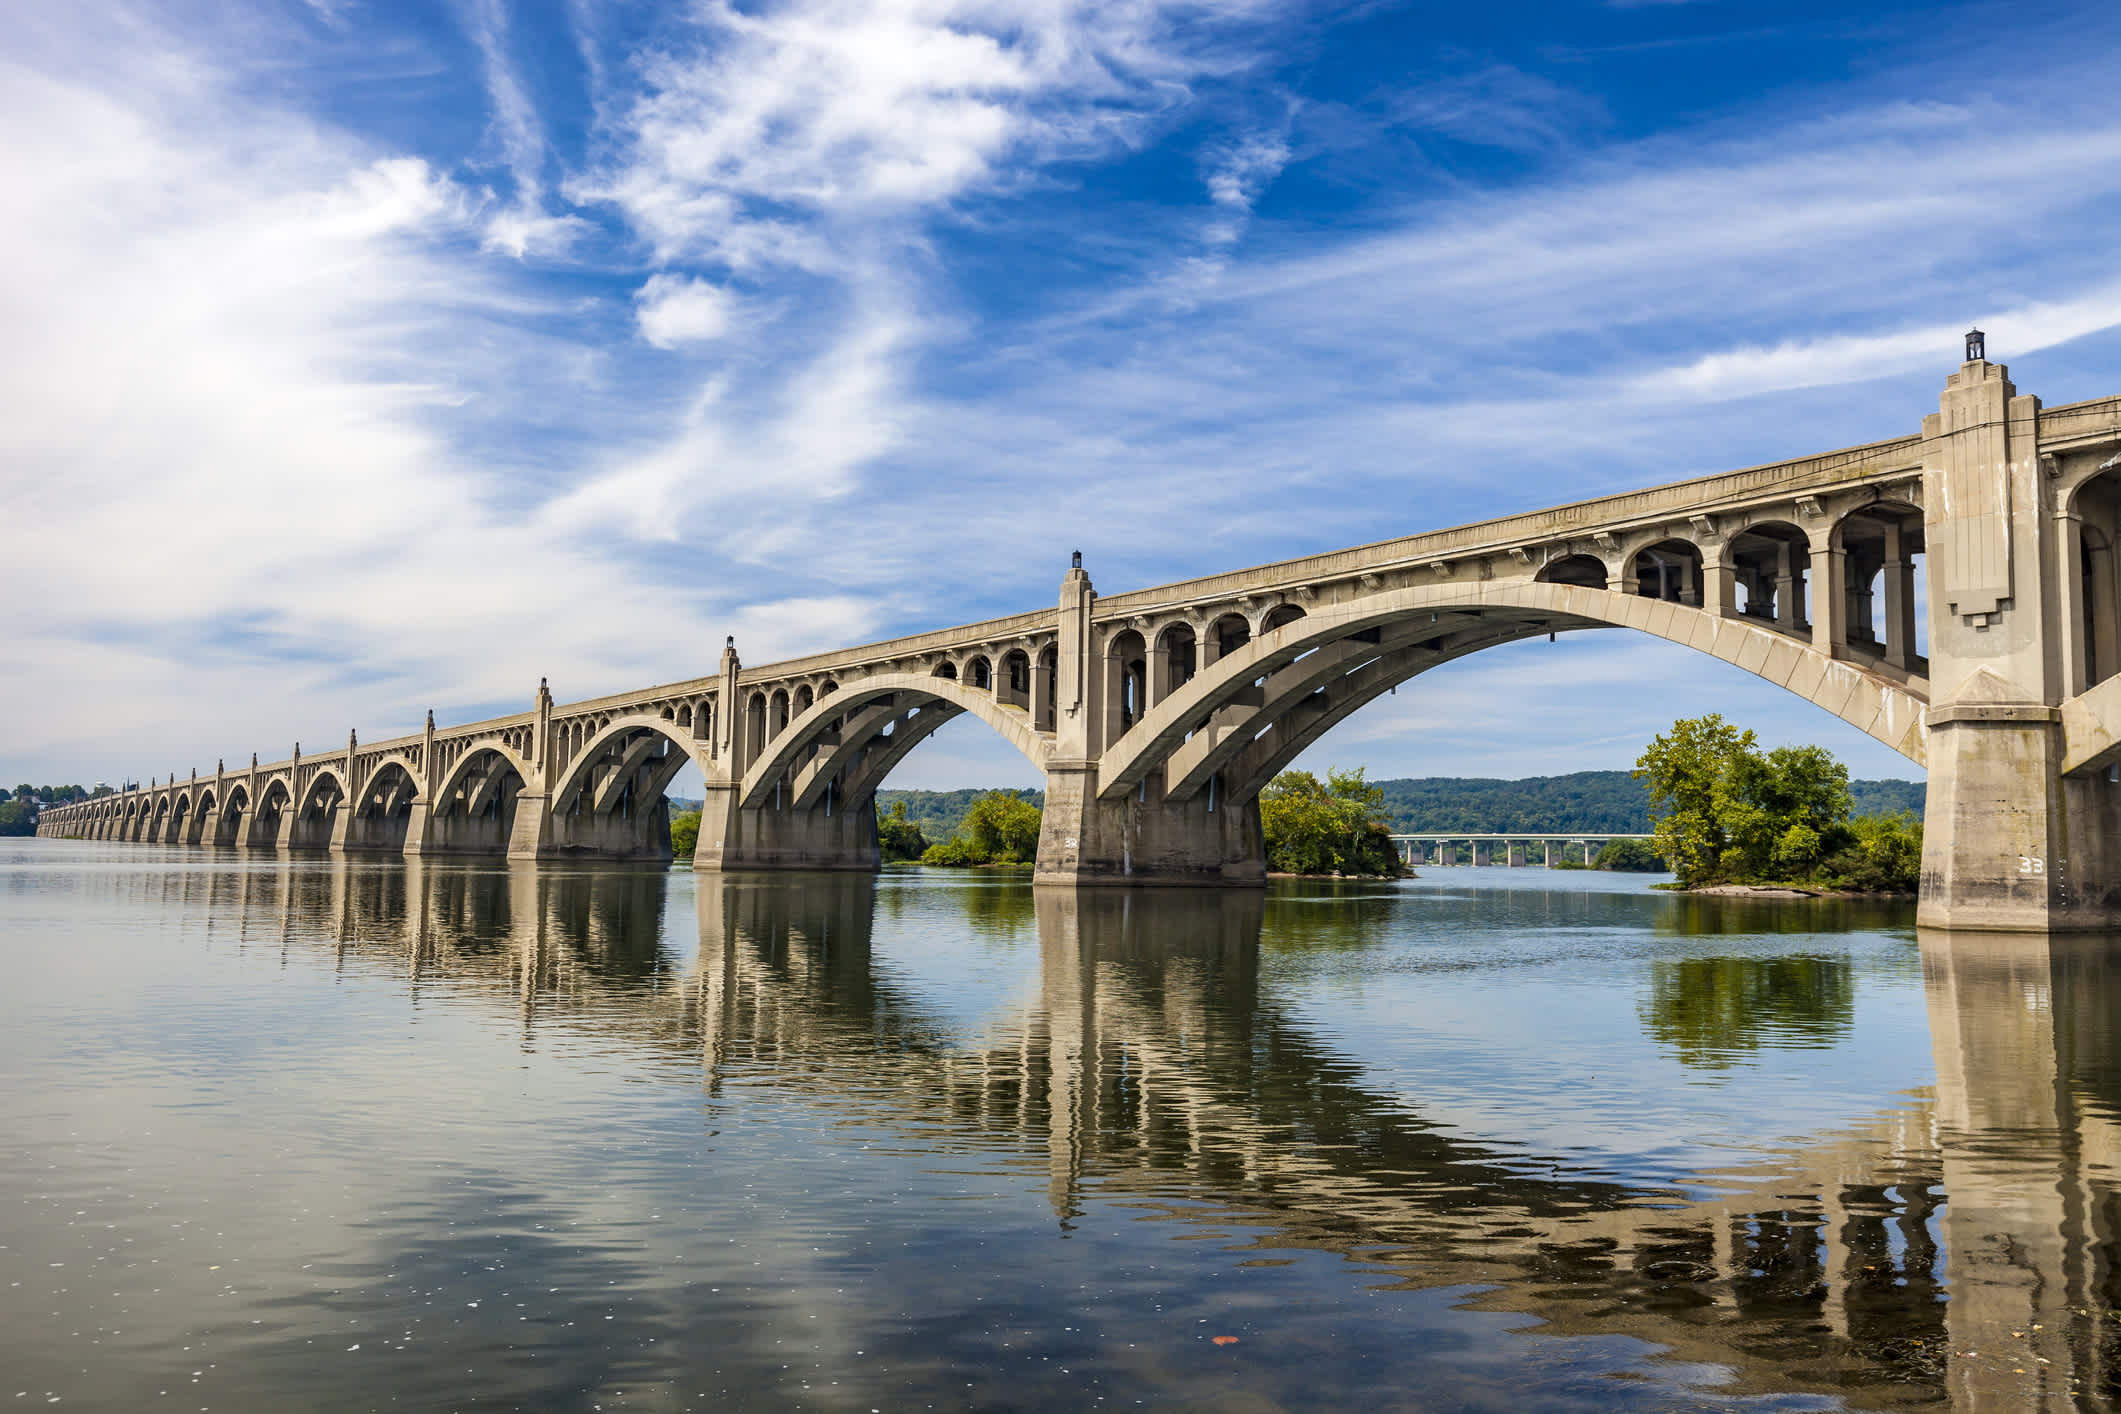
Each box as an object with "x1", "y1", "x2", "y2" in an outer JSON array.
[{"x1": 9, "y1": 0, "x2": 2121, "y2": 792}]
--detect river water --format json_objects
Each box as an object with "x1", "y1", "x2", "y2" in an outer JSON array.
[{"x1": 3, "y1": 841, "x2": 2117, "y2": 1411}]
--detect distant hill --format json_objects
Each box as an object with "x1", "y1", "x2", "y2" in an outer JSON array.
[
  {"x1": 873, "y1": 773, "x2": 1920, "y2": 841},
  {"x1": 1847, "y1": 779, "x2": 1926, "y2": 819},
  {"x1": 1377, "y1": 771, "x2": 1923, "y2": 833},
  {"x1": 1376, "y1": 772, "x2": 1651, "y2": 834}
]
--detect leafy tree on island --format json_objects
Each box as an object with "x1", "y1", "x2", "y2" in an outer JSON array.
[
  {"x1": 921, "y1": 791, "x2": 1041, "y2": 866},
  {"x1": 1635, "y1": 714, "x2": 1920, "y2": 892},
  {"x1": 878, "y1": 800, "x2": 930, "y2": 862},
  {"x1": 1593, "y1": 838, "x2": 1666, "y2": 872},
  {"x1": 1259, "y1": 768, "x2": 1402, "y2": 877}
]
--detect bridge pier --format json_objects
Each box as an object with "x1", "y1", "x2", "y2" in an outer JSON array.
[
  {"x1": 691, "y1": 781, "x2": 879, "y2": 871},
  {"x1": 1031, "y1": 763, "x2": 1265, "y2": 887},
  {"x1": 1917, "y1": 351, "x2": 2121, "y2": 930}
]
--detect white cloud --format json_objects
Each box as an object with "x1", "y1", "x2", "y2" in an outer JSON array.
[
  {"x1": 581, "y1": 0, "x2": 1274, "y2": 268},
  {"x1": 636, "y1": 274, "x2": 736, "y2": 348},
  {"x1": 1394, "y1": 65, "x2": 1602, "y2": 153},
  {"x1": 1205, "y1": 131, "x2": 1289, "y2": 211},
  {"x1": 464, "y1": 0, "x2": 591, "y2": 258},
  {"x1": 0, "y1": 53, "x2": 741, "y2": 774}
]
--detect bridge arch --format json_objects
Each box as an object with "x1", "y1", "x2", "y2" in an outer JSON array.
[
  {"x1": 343, "y1": 757, "x2": 422, "y2": 853},
  {"x1": 1536, "y1": 553, "x2": 1608, "y2": 589},
  {"x1": 739, "y1": 673, "x2": 1052, "y2": 812},
  {"x1": 423, "y1": 742, "x2": 533, "y2": 854},
  {"x1": 287, "y1": 766, "x2": 348, "y2": 849},
  {"x1": 535, "y1": 714, "x2": 709, "y2": 861},
  {"x1": 1095, "y1": 579, "x2": 1928, "y2": 805},
  {"x1": 188, "y1": 786, "x2": 221, "y2": 846},
  {"x1": 249, "y1": 777, "x2": 292, "y2": 847},
  {"x1": 212, "y1": 782, "x2": 251, "y2": 847}
]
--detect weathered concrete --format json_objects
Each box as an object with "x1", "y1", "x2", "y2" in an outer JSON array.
[{"x1": 40, "y1": 349, "x2": 2121, "y2": 928}]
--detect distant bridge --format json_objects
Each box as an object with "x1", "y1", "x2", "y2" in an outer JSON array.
[
  {"x1": 38, "y1": 340, "x2": 2121, "y2": 929},
  {"x1": 1388, "y1": 833, "x2": 1656, "y2": 867}
]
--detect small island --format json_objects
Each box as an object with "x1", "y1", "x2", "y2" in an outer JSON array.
[{"x1": 1636, "y1": 714, "x2": 1920, "y2": 897}]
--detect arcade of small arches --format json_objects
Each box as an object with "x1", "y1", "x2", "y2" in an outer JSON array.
[{"x1": 35, "y1": 357, "x2": 2121, "y2": 931}]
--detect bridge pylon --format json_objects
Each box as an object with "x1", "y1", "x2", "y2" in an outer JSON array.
[{"x1": 1918, "y1": 353, "x2": 2121, "y2": 930}]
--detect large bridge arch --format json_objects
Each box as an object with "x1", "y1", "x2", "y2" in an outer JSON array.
[
  {"x1": 417, "y1": 741, "x2": 534, "y2": 856},
  {"x1": 341, "y1": 755, "x2": 422, "y2": 853},
  {"x1": 1095, "y1": 579, "x2": 1928, "y2": 806},
  {"x1": 286, "y1": 765, "x2": 349, "y2": 850},
  {"x1": 536, "y1": 713, "x2": 711, "y2": 862},
  {"x1": 738, "y1": 673, "x2": 1052, "y2": 812}
]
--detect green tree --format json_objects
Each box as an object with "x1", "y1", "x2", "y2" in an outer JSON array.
[
  {"x1": 1716, "y1": 743, "x2": 1852, "y2": 881},
  {"x1": 962, "y1": 792, "x2": 1042, "y2": 863},
  {"x1": 0, "y1": 800, "x2": 35, "y2": 836},
  {"x1": 669, "y1": 809, "x2": 702, "y2": 859},
  {"x1": 1637, "y1": 715, "x2": 1913, "y2": 893},
  {"x1": 919, "y1": 791, "x2": 1040, "y2": 866},
  {"x1": 1594, "y1": 838, "x2": 1665, "y2": 872},
  {"x1": 877, "y1": 800, "x2": 930, "y2": 862},
  {"x1": 1821, "y1": 810, "x2": 1923, "y2": 892},
  {"x1": 1636, "y1": 714, "x2": 1755, "y2": 886},
  {"x1": 1260, "y1": 768, "x2": 1401, "y2": 876}
]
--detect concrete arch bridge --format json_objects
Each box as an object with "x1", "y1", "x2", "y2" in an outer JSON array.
[{"x1": 38, "y1": 348, "x2": 2121, "y2": 930}]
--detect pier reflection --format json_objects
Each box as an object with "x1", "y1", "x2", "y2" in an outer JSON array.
[{"x1": 182, "y1": 859, "x2": 2121, "y2": 1409}]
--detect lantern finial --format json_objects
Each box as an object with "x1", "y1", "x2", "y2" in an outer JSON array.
[{"x1": 1965, "y1": 327, "x2": 1985, "y2": 362}]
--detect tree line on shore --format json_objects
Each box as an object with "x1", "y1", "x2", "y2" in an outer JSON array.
[{"x1": 1, "y1": 783, "x2": 111, "y2": 836}]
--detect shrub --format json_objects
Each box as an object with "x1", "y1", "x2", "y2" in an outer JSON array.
[
  {"x1": 921, "y1": 836, "x2": 991, "y2": 866},
  {"x1": 1260, "y1": 768, "x2": 1402, "y2": 876},
  {"x1": 877, "y1": 800, "x2": 930, "y2": 862},
  {"x1": 1820, "y1": 811, "x2": 1923, "y2": 892},
  {"x1": 1594, "y1": 838, "x2": 1665, "y2": 872},
  {"x1": 917, "y1": 791, "x2": 1040, "y2": 866}
]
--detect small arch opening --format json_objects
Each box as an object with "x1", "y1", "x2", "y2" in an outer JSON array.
[
  {"x1": 1628, "y1": 538, "x2": 1704, "y2": 605},
  {"x1": 1260, "y1": 604, "x2": 1307, "y2": 635},
  {"x1": 1106, "y1": 629, "x2": 1148, "y2": 735},
  {"x1": 1726, "y1": 521, "x2": 1811, "y2": 630},
  {"x1": 1156, "y1": 623, "x2": 1198, "y2": 699},
  {"x1": 1537, "y1": 554, "x2": 1608, "y2": 590}
]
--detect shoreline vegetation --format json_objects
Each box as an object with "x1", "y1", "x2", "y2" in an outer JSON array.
[{"x1": 1636, "y1": 714, "x2": 1920, "y2": 898}]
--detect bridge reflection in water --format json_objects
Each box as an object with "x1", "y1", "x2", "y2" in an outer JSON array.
[{"x1": 190, "y1": 861, "x2": 2121, "y2": 1410}]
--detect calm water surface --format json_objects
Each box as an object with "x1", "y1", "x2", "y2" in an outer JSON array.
[{"x1": 5, "y1": 842, "x2": 2118, "y2": 1410}]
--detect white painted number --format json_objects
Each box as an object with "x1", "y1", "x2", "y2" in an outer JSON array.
[{"x1": 2020, "y1": 856, "x2": 2046, "y2": 875}]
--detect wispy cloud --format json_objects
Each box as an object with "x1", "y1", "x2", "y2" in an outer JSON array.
[{"x1": 464, "y1": 0, "x2": 591, "y2": 256}]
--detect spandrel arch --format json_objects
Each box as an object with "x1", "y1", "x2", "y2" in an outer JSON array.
[
  {"x1": 1095, "y1": 579, "x2": 1929, "y2": 806},
  {"x1": 738, "y1": 673, "x2": 1052, "y2": 812}
]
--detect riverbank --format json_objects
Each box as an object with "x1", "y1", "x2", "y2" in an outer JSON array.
[{"x1": 1667, "y1": 882, "x2": 1914, "y2": 900}]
